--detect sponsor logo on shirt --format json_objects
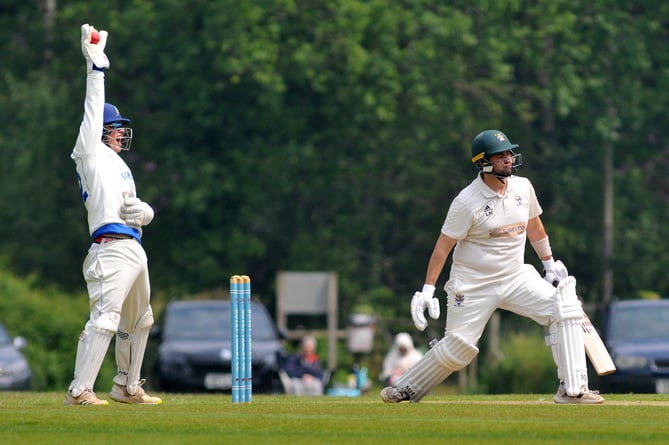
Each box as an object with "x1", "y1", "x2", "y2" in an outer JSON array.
[{"x1": 489, "y1": 223, "x2": 526, "y2": 237}]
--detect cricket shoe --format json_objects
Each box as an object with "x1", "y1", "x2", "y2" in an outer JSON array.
[
  {"x1": 380, "y1": 386, "x2": 410, "y2": 403},
  {"x1": 553, "y1": 381, "x2": 604, "y2": 404},
  {"x1": 110, "y1": 380, "x2": 162, "y2": 405},
  {"x1": 64, "y1": 389, "x2": 109, "y2": 406}
]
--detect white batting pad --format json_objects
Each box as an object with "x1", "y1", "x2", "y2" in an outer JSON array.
[
  {"x1": 69, "y1": 326, "x2": 114, "y2": 397},
  {"x1": 395, "y1": 333, "x2": 478, "y2": 402},
  {"x1": 551, "y1": 276, "x2": 588, "y2": 396},
  {"x1": 114, "y1": 326, "x2": 151, "y2": 394}
]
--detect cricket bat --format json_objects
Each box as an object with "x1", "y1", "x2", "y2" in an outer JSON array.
[{"x1": 581, "y1": 312, "x2": 616, "y2": 376}]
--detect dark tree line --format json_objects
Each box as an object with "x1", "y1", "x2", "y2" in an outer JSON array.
[{"x1": 2, "y1": 1, "x2": 669, "y2": 321}]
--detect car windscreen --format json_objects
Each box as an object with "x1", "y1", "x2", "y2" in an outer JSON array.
[
  {"x1": 163, "y1": 304, "x2": 278, "y2": 342},
  {"x1": 609, "y1": 305, "x2": 669, "y2": 341}
]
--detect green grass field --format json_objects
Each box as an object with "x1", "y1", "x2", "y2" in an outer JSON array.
[{"x1": 1, "y1": 391, "x2": 668, "y2": 445}]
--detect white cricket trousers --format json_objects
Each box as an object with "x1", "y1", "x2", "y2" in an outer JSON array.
[
  {"x1": 443, "y1": 264, "x2": 556, "y2": 344},
  {"x1": 83, "y1": 238, "x2": 152, "y2": 334}
]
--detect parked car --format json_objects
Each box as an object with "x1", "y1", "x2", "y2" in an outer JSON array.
[
  {"x1": 151, "y1": 300, "x2": 285, "y2": 393},
  {"x1": 600, "y1": 299, "x2": 669, "y2": 393},
  {"x1": 0, "y1": 321, "x2": 32, "y2": 391}
]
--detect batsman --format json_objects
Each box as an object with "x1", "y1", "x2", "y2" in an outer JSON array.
[
  {"x1": 65, "y1": 24, "x2": 161, "y2": 405},
  {"x1": 381, "y1": 130, "x2": 604, "y2": 404}
]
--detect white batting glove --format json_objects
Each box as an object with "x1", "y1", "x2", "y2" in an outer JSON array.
[
  {"x1": 81, "y1": 24, "x2": 109, "y2": 70},
  {"x1": 411, "y1": 284, "x2": 440, "y2": 331},
  {"x1": 543, "y1": 258, "x2": 568, "y2": 286},
  {"x1": 120, "y1": 192, "x2": 154, "y2": 227}
]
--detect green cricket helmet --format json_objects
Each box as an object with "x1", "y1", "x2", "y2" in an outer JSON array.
[{"x1": 470, "y1": 129, "x2": 522, "y2": 175}]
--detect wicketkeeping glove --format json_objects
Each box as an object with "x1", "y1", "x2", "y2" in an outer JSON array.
[
  {"x1": 120, "y1": 192, "x2": 154, "y2": 227},
  {"x1": 543, "y1": 258, "x2": 568, "y2": 286},
  {"x1": 81, "y1": 24, "x2": 109, "y2": 70},
  {"x1": 411, "y1": 284, "x2": 440, "y2": 331}
]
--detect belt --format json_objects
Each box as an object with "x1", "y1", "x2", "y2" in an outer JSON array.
[{"x1": 94, "y1": 234, "x2": 132, "y2": 244}]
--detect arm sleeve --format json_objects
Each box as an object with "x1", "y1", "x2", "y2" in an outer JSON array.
[
  {"x1": 441, "y1": 197, "x2": 472, "y2": 240},
  {"x1": 72, "y1": 71, "x2": 105, "y2": 158},
  {"x1": 304, "y1": 361, "x2": 324, "y2": 379},
  {"x1": 282, "y1": 355, "x2": 303, "y2": 378},
  {"x1": 527, "y1": 179, "x2": 543, "y2": 219}
]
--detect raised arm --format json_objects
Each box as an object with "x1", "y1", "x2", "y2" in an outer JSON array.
[{"x1": 73, "y1": 24, "x2": 110, "y2": 156}]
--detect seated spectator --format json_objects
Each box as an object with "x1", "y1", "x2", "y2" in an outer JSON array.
[
  {"x1": 283, "y1": 335, "x2": 325, "y2": 396},
  {"x1": 379, "y1": 332, "x2": 423, "y2": 386}
]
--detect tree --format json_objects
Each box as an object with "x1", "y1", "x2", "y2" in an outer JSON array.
[{"x1": 1, "y1": 0, "x2": 669, "y2": 316}]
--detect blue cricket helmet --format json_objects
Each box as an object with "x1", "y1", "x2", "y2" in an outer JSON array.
[{"x1": 103, "y1": 103, "x2": 131, "y2": 126}]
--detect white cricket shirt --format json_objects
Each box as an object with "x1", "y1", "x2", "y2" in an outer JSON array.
[
  {"x1": 442, "y1": 174, "x2": 542, "y2": 281},
  {"x1": 71, "y1": 71, "x2": 140, "y2": 241}
]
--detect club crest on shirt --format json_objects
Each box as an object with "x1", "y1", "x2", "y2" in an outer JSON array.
[
  {"x1": 515, "y1": 194, "x2": 523, "y2": 206},
  {"x1": 484, "y1": 204, "x2": 493, "y2": 216},
  {"x1": 453, "y1": 293, "x2": 465, "y2": 307}
]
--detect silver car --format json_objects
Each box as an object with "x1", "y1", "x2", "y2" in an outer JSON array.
[{"x1": 0, "y1": 321, "x2": 32, "y2": 390}]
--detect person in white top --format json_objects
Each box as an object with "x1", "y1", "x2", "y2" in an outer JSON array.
[
  {"x1": 379, "y1": 333, "x2": 423, "y2": 386},
  {"x1": 65, "y1": 24, "x2": 161, "y2": 406},
  {"x1": 381, "y1": 129, "x2": 603, "y2": 404}
]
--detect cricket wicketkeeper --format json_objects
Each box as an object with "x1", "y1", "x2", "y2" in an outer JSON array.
[{"x1": 65, "y1": 24, "x2": 161, "y2": 406}]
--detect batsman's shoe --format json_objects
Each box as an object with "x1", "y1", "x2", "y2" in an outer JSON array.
[
  {"x1": 64, "y1": 389, "x2": 109, "y2": 406},
  {"x1": 380, "y1": 386, "x2": 410, "y2": 403},
  {"x1": 110, "y1": 382, "x2": 163, "y2": 405},
  {"x1": 553, "y1": 381, "x2": 604, "y2": 404}
]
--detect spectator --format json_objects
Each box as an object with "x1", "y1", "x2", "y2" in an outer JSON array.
[
  {"x1": 283, "y1": 336, "x2": 325, "y2": 396},
  {"x1": 380, "y1": 333, "x2": 423, "y2": 386}
]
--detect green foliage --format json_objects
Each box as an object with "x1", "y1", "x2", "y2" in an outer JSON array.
[
  {"x1": 1, "y1": 1, "x2": 669, "y2": 349},
  {"x1": 479, "y1": 329, "x2": 556, "y2": 395},
  {"x1": 0, "y1": 262, "x2": 116, "y2": 391}
]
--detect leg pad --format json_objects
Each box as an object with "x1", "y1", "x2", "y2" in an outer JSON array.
[{"x1": 396, "y1": 333, "x2": 478, "y2": 402}]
